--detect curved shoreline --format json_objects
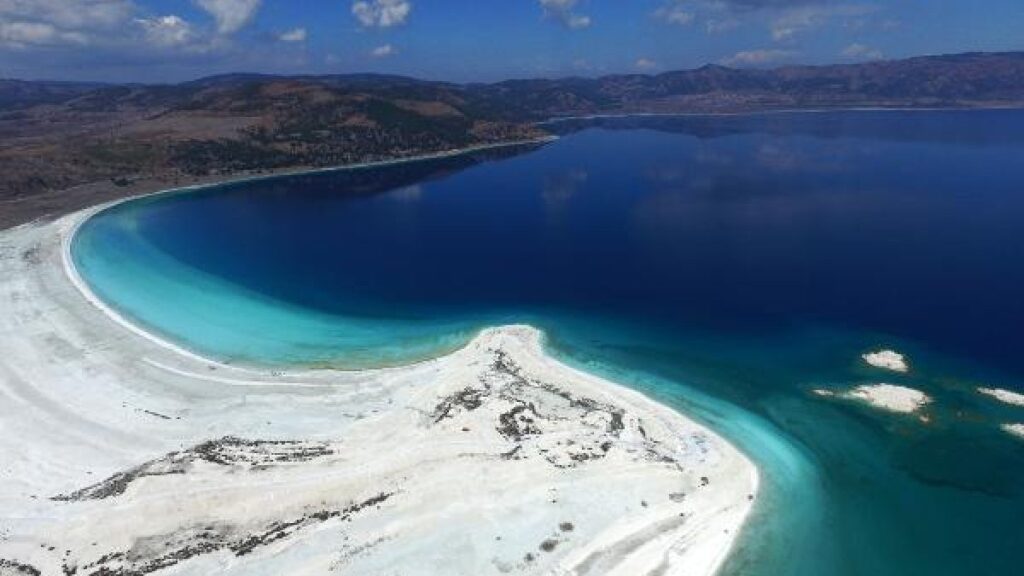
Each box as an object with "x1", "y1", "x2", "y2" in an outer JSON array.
[
  {"x1": 60, "y1": 135, "x2": 560, "y2": 373},
  {"x1": 3, "y1": 197, "x2": 759, "y2": 574},
  {"x1": 538, "y1": 105, "x2": 1024, "y2": 125}
]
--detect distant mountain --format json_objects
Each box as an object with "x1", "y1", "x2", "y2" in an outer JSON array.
[
  {"x1": 430, "y1": 50, "x2": 1022, "y2": 115},
  {"x1": 7, "y1": 51, "x2": 1024, "y2": 114},
  {"x1": 0, "y1": 79, "x2": 109, "y2": 109},
  {"x1": 468, "y1": 51, "x2": 1024, "y2": 119},
  {"x1": 2, "y1": 51, "x2": 1024, "y2": 225}
]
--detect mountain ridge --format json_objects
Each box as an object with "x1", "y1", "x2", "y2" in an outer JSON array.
[
  {"x1": 3, "y1": 50, "x2": 1024, "y2": 227},
  {"x1": 5, "y1": 50, "x2": 1024, "y2": 113}
]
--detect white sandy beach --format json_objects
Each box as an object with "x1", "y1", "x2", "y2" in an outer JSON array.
[{"x1": 0, "y1": 210, "x2": 758, "y2": 575}]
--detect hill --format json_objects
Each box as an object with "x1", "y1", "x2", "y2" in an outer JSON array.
[{"x1": 3, "y1": 51, "x2": 1024, "y2": 226}]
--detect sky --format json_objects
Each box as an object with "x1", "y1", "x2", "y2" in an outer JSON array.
[{"x1": 1, "y1": 0, "x2": 1022, "y2": 83}]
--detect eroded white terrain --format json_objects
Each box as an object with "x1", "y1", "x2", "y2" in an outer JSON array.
[{"x1": 0, "y1": 214, "x2": 757, "y2": 576}]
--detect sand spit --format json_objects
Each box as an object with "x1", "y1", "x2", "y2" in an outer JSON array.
[
  {"x1": 1002, "y1": 424, "x2": 1024, "y2": 440},
  {"x1": 814, "y1": 384, "x2": 931, "y2": 415},
  {"x1": 978, "y1": 387, "x2": 1024, "y2": 407},
  {"x1": 862, "y1": 350, "x2": 909, "y2": 373},
  {"x1": 0, "y1": 213, "x2": 757, "y2": 575}
]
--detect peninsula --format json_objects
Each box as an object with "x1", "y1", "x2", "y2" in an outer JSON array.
[{"x1": 0, "y1": 206, "x2": 757, "y2": 575}]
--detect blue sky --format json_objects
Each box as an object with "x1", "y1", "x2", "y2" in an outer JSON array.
[{"x1": 1, "y1": 1, "x2": 1022, "y2": 83}]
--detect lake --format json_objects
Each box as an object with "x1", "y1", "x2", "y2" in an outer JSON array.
[{"x1": 73, "y1": 110, "x2": 1024, "y2": 575}]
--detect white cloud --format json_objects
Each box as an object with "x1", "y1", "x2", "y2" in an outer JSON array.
[
  {"x1": 194, "y1": 0, "x2": 261, "y2": 35},
  {"x1": 539, "y1": 0, "x2": 591, "y2": 30},
  {"x1": 567, "y1": 14, "x2": 590, "y2": 29},
  {"x1": 771, "y1": 9, "x2": 820, "y2": 41},
  {"x1": 371, "y1": 43, "x2": 396, "y2": 57},
  {"x1": 881, "y1": 18, "x2": 900, "y2": 31},
  {"x1": 635, "y1": 58, "x2": 657, "y2": 71},
  {"x1": 653, "y1": 2, "x2": 693, "y2": 26},
  {"x1": 352, "y1": 0, "x2": 411, "y2": 28},
  {"x1": 842, "y1": 42, "x2": 883, "y2": 60},
  {"x1": 706, "y1": 18, "x2": 739, "y2": 34},
  {"x1": 0, "y1": 21, "x2": 86, "y2": 47},
  {"x1": 770, "y1": 4, "x2": 875, "y2": 42},
  {"x1": 651, "y1": 1, "x2": 748, "y2": 35},
  {"x1": 539, "y1": 0, "x2": 575, "y2": 10},
  {"x1": 278, "y1": 27, "x2": 306, "y2": 42},
  {"x1": 0, "y1": 0, "x2": 133, "y2": 30},
  {"x1": 136, "y1": 15, "x2": 193, "y2": 47},
  {"x1": 722, "y1": 48, "x2": 796, "y2": 67},
  {"x1": 0, "y1": 0, "x2": 133, "y2": 47}
]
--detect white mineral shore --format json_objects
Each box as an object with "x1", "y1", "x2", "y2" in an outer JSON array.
[
  {"x1": 862, "y1": 350, "x2": 909, "y2": 373},
  {"x1": 1002, "y1": 424, "x2": 1024, "y2": 440},
  {"x1": 0, "y1": 212, "x2": 758, "y2": 576},
  {"x1": 978, "y1": 387, "x2": 1024, "y2": 407},
  {"x1": 814, "y1": 384, "x2": 931, "y2": 414},
  {"x1": 847, "y1": 384, "x2": 931, "y2": 413}
]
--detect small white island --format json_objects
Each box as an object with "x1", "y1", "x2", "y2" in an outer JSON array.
[
  {"x1": 862, "y1": 350, "x2": 909, "y2": 373},
  {"x1": 978, "y1": 387, "x2": 1024, "y2": 407},
  {"x1": 1002, "y1": 424, "x2": 1024, "y2": 440},
  {"x1": 814, "y1": 384, "x2": 932, "y2": 416},
  {"x1": 847, "y1": 384, "x2": 931, "y2": 413}
]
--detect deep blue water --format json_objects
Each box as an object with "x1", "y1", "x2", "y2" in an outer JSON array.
[{"x1": 74, "y1": 110, "x2": 1024, "y2": 575}]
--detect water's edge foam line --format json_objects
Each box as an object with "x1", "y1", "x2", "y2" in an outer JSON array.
[{"x1": 60, "y1": 136, "x2": 558, "y2": 373}]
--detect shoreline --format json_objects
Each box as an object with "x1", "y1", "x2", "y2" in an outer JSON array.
[
  {"x1": 538, "y1": 104, "x2": 1024, "y2": 124},
  {"x1": 2, "y1": 195, "x2": 759, "y2": 574},
  {"x1": 10, "y1": 105, "x2": 1022, "y2": 231},
  {"x1": 2, "y1": 135, "x2": 558, "y2": 231},
  {"x1": 58, "y1": 134, "x2": 561, "y2": 371}
]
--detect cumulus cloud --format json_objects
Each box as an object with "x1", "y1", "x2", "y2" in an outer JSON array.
[
  {"x1": 635, "y1": 58, "x2": 657, "y2": 71},
  {"x1": 352, "y1": 0, "x2": 411, "y2": 28},
  {"x1": 371, "y1": 43, "x2": 396, "y2": 57},
  {"x1": 277, "y1": 27, "x2": 306, "y2": 42},
  {"x1": 0, "y1": 0, "x2": 260, "y2": 52},
  {"x1": 842, "y1": 42, "x2": 883, "y2": 60},
  {"x1": 0, "y1": 0, "x2": 133, "y2": 47},
  {"x1": 194, "y1": 0, "x2": 261, "y2": 34},
  {"x1": 722, "y1": 48, "x2": 796, "y2": 67},
  {"x1": 136, "y1": 15, "x2": 193, "y2": 47},
  {"x1": 540, "y1": 0, "x2": 591, "y2": 30}
]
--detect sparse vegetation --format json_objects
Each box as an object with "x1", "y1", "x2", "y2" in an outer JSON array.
[{"x1": 3, "y1": 51, "x2": 1024, "y2": 226}]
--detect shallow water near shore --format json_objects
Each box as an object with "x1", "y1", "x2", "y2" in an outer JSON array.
[{"x1": 73, "y1": 110, "x2": 1024, "y2": 575}]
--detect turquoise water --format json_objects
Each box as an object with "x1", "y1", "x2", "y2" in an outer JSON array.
[{"x1": 73, "y1": 111, "x2": 1024, "y2": 574}]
